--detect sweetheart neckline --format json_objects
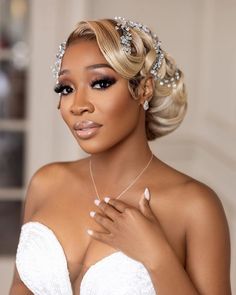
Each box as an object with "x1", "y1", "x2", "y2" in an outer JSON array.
[{"x1": 22, "y1": 221, "x2": 122, "y2": 289}]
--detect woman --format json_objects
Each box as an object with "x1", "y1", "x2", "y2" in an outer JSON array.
[{"x1": 10, "y1": 17, "x2": 231, "y2": 294}]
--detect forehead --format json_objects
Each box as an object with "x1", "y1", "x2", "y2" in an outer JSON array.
[{"x1": 61, "y1": 40, "x2": 108, "y2": 69}]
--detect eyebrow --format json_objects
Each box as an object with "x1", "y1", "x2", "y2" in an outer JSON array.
[
  {"x1": 86, "y1": 63, "x2": 113, "y2": 70},
  {"x1": 59, "y1": 69, "x2": 70, "y2": 76},
  {"x1": 59, "y1": 63, "x2": 113, "y2": 77}
]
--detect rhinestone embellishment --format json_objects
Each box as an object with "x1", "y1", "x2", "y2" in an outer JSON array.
[
  {"x1": 51, "y1": 42, "x2": 66, "y2": 81},
  {"x1": 114, "y1": 16, "x2": 179, "y2": 88}
]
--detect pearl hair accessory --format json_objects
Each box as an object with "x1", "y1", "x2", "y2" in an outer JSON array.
[{"x1": 114, "y1": 16, "x2": 180, "y2": 88}]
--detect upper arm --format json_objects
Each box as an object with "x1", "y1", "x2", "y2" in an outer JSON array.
[{"x1": 185, "y1": 182, "x2": 231, "y2": 294}]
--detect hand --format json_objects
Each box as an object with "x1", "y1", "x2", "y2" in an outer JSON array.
[{"x1": 87, "y1": 188, "x2": 169, "y2": 266}]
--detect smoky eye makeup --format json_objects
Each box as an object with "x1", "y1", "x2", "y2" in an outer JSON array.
[
  {"x1": 54, "y1": 83, "x2": 74, "y2": 95},
  {"x1": 90, "y1": 76, "x2": 117, "y2": 90},
  {"x1": 53, "y1": 73, "x2": 117, "y2": 95}
]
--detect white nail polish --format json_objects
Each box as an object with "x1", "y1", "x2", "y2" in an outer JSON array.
[
  {"x1": 144, "y1": 187, "x2": 150, "y2": 200},
  {"x1": 104, "y1": 197, "x2": 110, "y2": 203},
  {"x1": 87, "y1": 229, "x2": 93, "y2": 235},
  {"x1": 94, "y1": 199, "x2": 100, "y2": 206},
  {"x1": 90, "y1": 211, "x2": 96, "y2": 218}
]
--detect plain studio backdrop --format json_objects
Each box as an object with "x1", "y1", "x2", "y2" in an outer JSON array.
[{"x1": 0, "y1": 0, "x2": 235, "y2": 294}]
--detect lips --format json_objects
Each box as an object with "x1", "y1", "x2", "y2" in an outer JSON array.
[
  {"x1": 73, "y1": 120, "x2": 102, "y2": 130},
  {"x1": 73, "y1": 120, "x2": 102, "y2": 139}
]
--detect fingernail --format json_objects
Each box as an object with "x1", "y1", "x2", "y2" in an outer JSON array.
[
  {"x1": 104, "y1": 197, "x2": 110, "y2": 203},
  {"x1": 144, "y1": 188, "x2": 150, "y2": 200},
  {"x1": 90, "y1": 211, "x2": 96, "y2": 218},
  {"x1": 94, "y1": 199, "x2": 100, "y2": 206},
  {"x1": 87, "y1": 229, "x2": 93, "y2": 235}
]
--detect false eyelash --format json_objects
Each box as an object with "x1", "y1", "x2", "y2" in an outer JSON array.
[
  {"x1": 53, "y1": 76, "x2": 116, "y2": 95},
  {"x1": 54, "y1": 84, "x2": 65, "y2": 93},
  {"x1": 90, "y1": 77, "x2": 116, "y2": 88},
  {"x1": 53, "y1": 83, "x2": 73, "y2": 95}
]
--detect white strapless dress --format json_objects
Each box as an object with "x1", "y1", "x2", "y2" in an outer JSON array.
[{"x1": 16, "y1": 222, "x2": 157, "y2": 295}]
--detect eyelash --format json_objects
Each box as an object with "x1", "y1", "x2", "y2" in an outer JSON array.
[
  {"x1": 54, "y1": 84, "x2": 74, "y2": 96},
  {"x1": 90, "y1": 77, "x2": 116, "y2": 89},
  {"x1": 54, "y1": 77, "x2": 116, "y2": 96}
]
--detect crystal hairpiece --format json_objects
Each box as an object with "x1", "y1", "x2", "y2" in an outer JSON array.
[
  {"x1": 115, "y1": 17, "x2": 133, "y2": 54},
  {"x1": 52, "y1": 19, "x2": 180, "y2": 89},
  {"x1": 114, "y1": 16, "x2": 179, "y2": 88},
  {"x1": 51, "y1": 41, "x2": 66, "y2": 81}
]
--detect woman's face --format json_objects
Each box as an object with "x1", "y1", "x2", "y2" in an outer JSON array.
[{"x1": 57, "y1": 40, "x2": 144, "y2": 154}]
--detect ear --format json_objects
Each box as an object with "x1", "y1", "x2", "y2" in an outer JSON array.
[{"x1": 139, "y1": 76, "x2": 154, "y2": 105}]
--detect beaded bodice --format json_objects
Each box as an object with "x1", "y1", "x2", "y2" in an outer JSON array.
[{"x1": 16, "y1": 222, "x2": 156, "y2": 294}]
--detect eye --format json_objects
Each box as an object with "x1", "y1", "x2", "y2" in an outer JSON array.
[
  {"x1": 91, "y1": 77, "x2": 116, "y2": 90},
  {"x1": 54, "y1": 84, "x2": 74, "y2": 96}
]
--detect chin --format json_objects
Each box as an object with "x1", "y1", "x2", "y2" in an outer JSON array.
[
  {"x1": 76, "y1": 136, "x2": 124, "y2": 155},
  {"x1": 76, "y1": 139, "x2": 110, "y2": 155}
]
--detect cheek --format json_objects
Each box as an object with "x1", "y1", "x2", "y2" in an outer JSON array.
[
  {"x1": 98, "y1": 92, "x2": 140, "y2": 138},
  {"x1": 99, "y1": 92, "x2": 138, "y2": 123},
  {"x1": 59, "y1": 99, "x2": 71, "y2": 126}
]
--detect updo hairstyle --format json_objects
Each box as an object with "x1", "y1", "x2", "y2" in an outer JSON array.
[{"x1": 66, "y1": 19, "x2": 187, "y2": 140}]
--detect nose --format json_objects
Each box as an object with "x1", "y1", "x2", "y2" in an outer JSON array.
[{"x1": 70, "y1": 91, "x2": 94, "y2": 115}]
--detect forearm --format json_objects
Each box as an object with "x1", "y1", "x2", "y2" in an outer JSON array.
[{"x1": 144, "y1": 244, "x2": 200, "y2": 295}]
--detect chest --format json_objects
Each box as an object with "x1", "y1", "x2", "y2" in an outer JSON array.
[{"x1": 32, "y1": 185, "x2": 186, "y2": 287}]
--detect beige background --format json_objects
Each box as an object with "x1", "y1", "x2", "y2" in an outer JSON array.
[{"x1": 1, "y1": 0, "x2": 235, "y2": 293}]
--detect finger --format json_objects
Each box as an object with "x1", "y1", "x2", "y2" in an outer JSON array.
[
  {"x1": 94, "y1": 198, "x2": 127, "y2": 214},
  {"x1": 139, "y1": 188, "x2": 156, "y2": 221},
  {"x1": 94, "y1": 199, "x2": 122, "y2": 220},
  {"x1": 87, "y1": 228, "x2": 113, "y2": 246},
  {"x1": 144, "y1": 187, "x2": 150, "y2": 201},
  {"x1": 90, "y1": 211, "x2": 114, "y2": 232},
  {"x1": 103, "y1": 198, "x2": 129, "y2": 213}
]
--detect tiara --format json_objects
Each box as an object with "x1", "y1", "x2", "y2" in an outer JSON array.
[{"x1": 114, "y1": 16, "x2": 179, "y2": 88}]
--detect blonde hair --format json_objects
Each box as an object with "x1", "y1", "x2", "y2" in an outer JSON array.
[{"x1": 66, "y1": 18, "x2": 187, "y2": 141}]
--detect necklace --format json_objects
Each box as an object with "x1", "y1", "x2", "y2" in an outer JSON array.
[{"x1": 89, "y1": 153, "x2": 154, "y2": 201}]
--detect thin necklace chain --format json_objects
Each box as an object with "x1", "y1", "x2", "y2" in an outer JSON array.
[{"x1": 89, "y1": 153, "x2": 154, "y2": 201}]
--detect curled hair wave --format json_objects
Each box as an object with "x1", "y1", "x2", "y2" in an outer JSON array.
[{"x1": 66, "y1": 19, "x2": 187, "y2": 140}]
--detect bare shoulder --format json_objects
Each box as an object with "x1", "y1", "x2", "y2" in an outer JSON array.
[
  {"x1": 22, "y1": 159, "x2": 87, "y2": 223},
  {"x1": 155, "y1": 159, "x2": 227, "y2": 220},
  {"x1": 27, "y1": 160, "x2": 84, "y2": 193},
  {"x1": 169, "y1": 169, "x2": 229, "y2": 233},
  {"x1": 157, "y1": 163, "x2": 231, "y2": 293},
  {"x1": 180, "y1": 179, "x2": 229, "y2": 227},
  {"x1": 31, "y1": 158, "x2": 87, "y2": 180},
  {"x1": 152, "y1": 159, "x2": 230, "y2": 245}
]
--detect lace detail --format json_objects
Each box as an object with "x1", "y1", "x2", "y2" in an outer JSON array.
[
  {"x1": 16, "y1": 222, "x2": 73, "y2": 295},
  {"x1": 80, "y1": 251, "x2": 156, "y2": 295},
  {"x1": 15, "y1": 222, "x2": 157, "y2": 295}
]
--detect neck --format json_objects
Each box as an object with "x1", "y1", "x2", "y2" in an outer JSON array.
[{"x1": 88, "y1": 132, "x2": 154, "y2": 199}]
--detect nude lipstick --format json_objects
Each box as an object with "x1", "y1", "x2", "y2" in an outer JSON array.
[{"x1": 73, "y1": 120, "x2": 102, "y2": 139}]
